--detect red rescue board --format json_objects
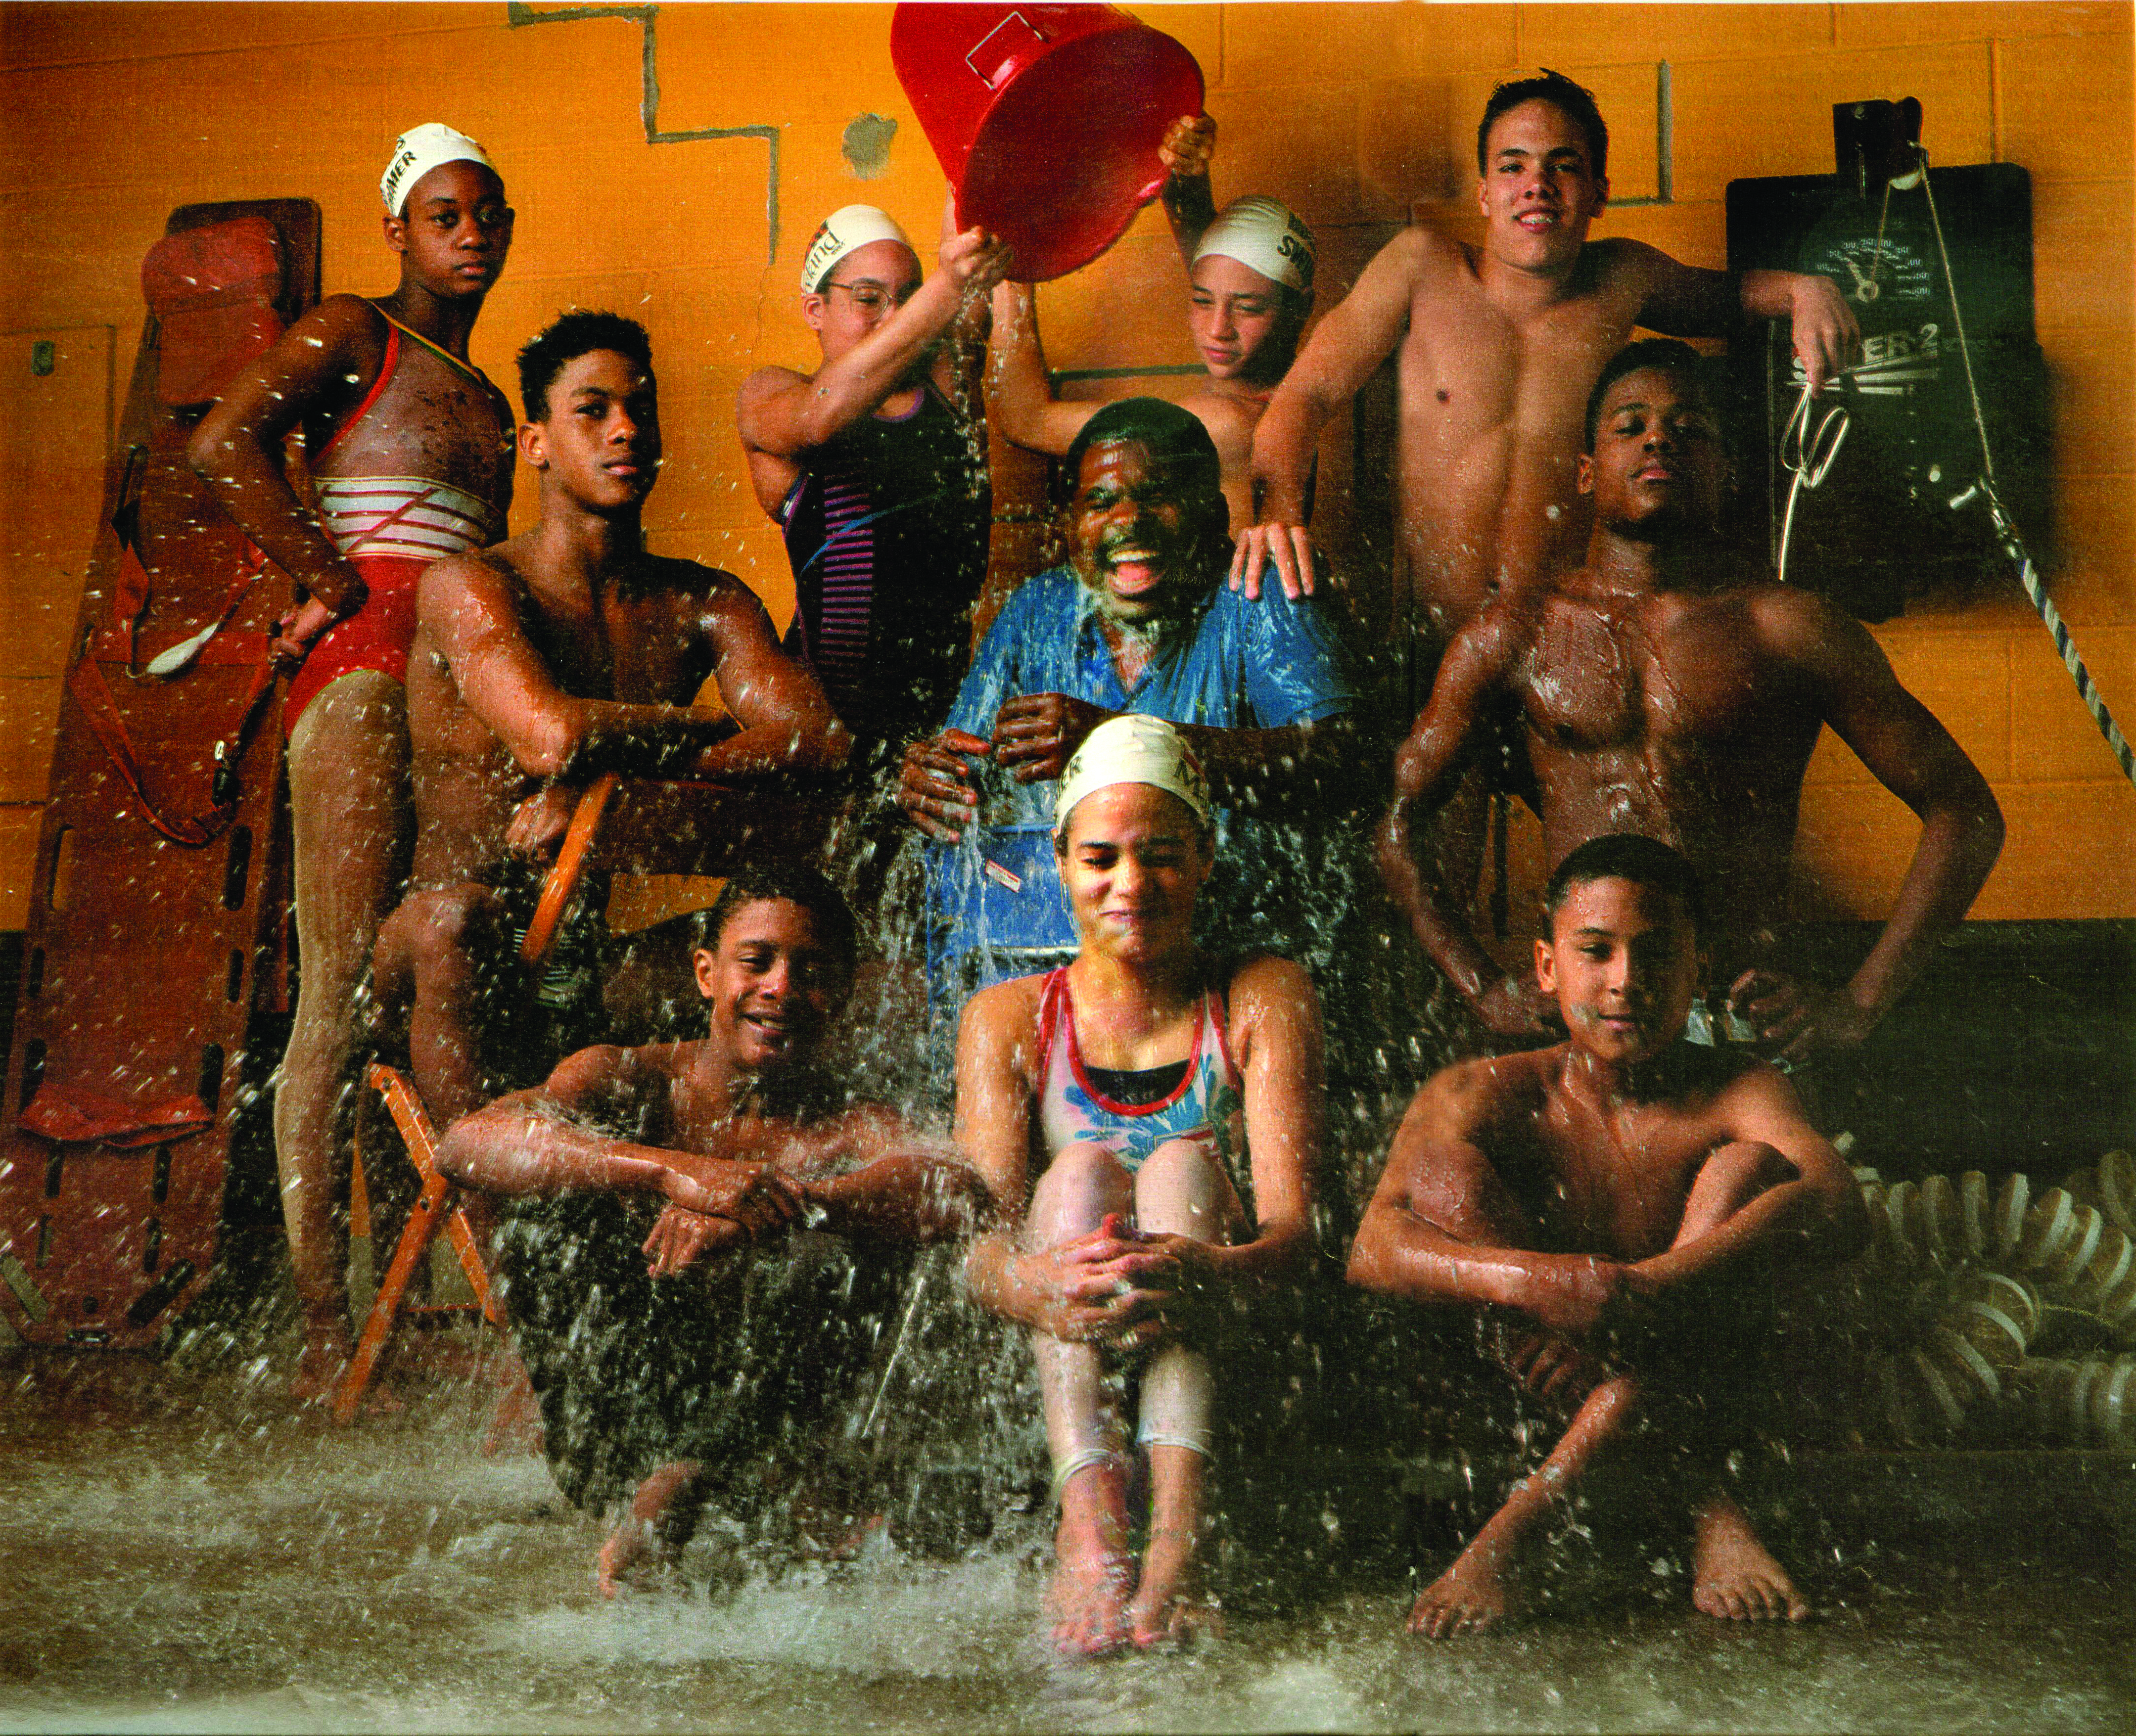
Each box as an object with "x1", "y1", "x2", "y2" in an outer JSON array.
[{"x1": 0, "y1": 200, "x2": 319, "y2": 1349}]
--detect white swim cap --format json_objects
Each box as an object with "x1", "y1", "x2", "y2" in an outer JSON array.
[
  {"x1": 800, "y1": 204, "x2": 916, "y2": 293},
  {"x1": 381, "y1": 123, "x2": 498, "y2": 216},
  {"x1": 1192, "y1": 196, "x2": 1315, "y2": 295},
  {"x1": 1054, "y1": 715, "x2": 1213, "y2": 841}
]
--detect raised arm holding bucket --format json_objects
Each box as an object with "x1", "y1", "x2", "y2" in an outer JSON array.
[{"x1": 986, "y1": 115, "x2": 1317, "y2": 536}]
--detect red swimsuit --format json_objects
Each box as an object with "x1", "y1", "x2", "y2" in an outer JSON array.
[{"x1": 283, "y1": 312, "x2": 510, "y2": 731}]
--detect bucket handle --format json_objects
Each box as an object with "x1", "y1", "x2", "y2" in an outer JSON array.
[{"x1": 967, "y1": 10, "x2": 1047, "y2": 90}]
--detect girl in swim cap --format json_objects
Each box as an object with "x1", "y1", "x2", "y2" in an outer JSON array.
[
  {"x1": 957, "y1": 714, "x2": 1326, "y2": 1654},
  {"x1": 987, "y1": 117, "x2": 1315, "y2": 535}
]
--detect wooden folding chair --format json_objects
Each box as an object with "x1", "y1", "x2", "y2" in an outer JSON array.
[
  {"x1": 330, "y1": 770, "x2": 828, "y2": 1427},
  {"x1": 331, "y1": 1062, "x2": 508, "y2": 1425}
]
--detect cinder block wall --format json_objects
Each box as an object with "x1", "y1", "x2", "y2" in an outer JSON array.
[{"x1": 0, "y1": 1, "x2": 2128, "y2": 929}]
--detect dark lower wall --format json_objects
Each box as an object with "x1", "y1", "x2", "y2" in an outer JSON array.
[{"x1": 1790, "y1": 920, "x2": 2135, "y2": 1182}]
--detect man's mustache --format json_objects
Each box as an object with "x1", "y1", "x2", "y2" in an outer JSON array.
[{"x1": 1097, "y1": 528, "x2": 1173, "y2": 564}]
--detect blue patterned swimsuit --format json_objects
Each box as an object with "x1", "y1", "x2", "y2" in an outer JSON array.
[{"x1": 1033, "y1": 965, "x2": 1248, "y2": 1190}]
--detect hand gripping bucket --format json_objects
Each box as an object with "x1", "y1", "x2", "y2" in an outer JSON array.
[{"x1": 891, "y1": 4, "x2": 1205, "y2": 282}]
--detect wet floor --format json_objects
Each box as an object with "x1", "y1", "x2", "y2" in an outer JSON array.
[{"x1": 3, "y1": 1346, "x2": 2131, "y2": 1735}]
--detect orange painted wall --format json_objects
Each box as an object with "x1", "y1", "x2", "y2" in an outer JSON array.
[{"x1": 0, "y1": 1, "x2": 2129, "y2": 929}]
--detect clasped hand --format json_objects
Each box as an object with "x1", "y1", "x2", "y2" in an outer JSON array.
[
  {"x1": 1790, "y1": 275, "x2": 1862, "y2": 398},
  {"x1": 940, "y1": 225, "x2": 1013, "y2": 297},
  {"x1": 895, "y1": 694, "x2": 1115, "y2": 841},
  {"x1": 1027, "y1": 1213, "x2": 1214, "y2": 1350},
  {"x1": 640, "y1": 1160, "x2": 813, "y2": 1278},
  {"x1": 1158, "y1": 114, "x2": 1215, "y2": 181}
]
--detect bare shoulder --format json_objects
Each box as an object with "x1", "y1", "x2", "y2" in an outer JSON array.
[
  {"x1": 219, "y1": 293, "x2": 383, "y2": 408},
  {"x1": 418, "y1": 544, "x2": 525, "y2": 618},
  {"x1": 1225, "y1": 953, "x2": 1319, "y2": 1023},
  {"x1": 1587, "y1": 236, "x2": 1668, "y2": 276},
  {"x1": 1394, "y1": 220, "x2": 1465, "y2": 272},
  {"x1": 1583, "y1": 236, "x2": 1694, "y2": 297},
  {"x1": 1465, "y1": 590, "x2": 1543, "y2": 660},
  {"x1": 292, "y1": 292, "x2": 388, "y2": 347},
  {"x1": 1710, "y1": 1051, "x2": 1810, "y2": 1121},
  {"x1": 737, "y1": 362, "x2": 812, "y2": 417},
  {"x1": 1422, "y1": 1048, "x2": 1552, "y2": 1122},
  {"x1": 1741, "y1": 578, "x2": 1877, "y2": 669},
  {"x1": 638, "y1": 554, "x2": 762, "y2": 614},
  {"x1": 1429, "y1": 592, "x2": 1538, "y2": 701},
  {"x1": 541, "y1": 1041, "x2": 644, "y2": 1108},
  {"x1": 1176, "y1": 389, "x2": 1261, "y2": 449},
  {"x1": 1382, "y1": 1051, "x2": 1551, "y2": 1184},
  {"x1": 959, "y1": 971, "x2": 1048, "y2": 1051}
]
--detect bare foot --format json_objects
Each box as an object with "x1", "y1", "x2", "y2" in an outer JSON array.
[
  {"x1": 1049, "y1": 1464, "x2": 1133, "y2": 1656},
  {"x1": 1408, "y1": 1535, "x2": 1514, "y2": 1639},
  {"x1": 1691, "y1": 1496, "x2": 1810, "y2": 1623},
  {"x1": 1126, "y1": 1526, "x2": 1220, "y2": 1649},
  {"x1": 598, "y1": 1460, "x2": 706, "y2": 1599}
]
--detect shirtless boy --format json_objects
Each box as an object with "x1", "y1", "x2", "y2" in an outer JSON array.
[
  {"x1": 375, "y1": 311, "x2": 844, "y2": 1132},
  {"x1": 190, "y1": 123, "x2": 515, "y2": 1396},
  {"x1": 1380, "y1": 340, "x2": 2004, "y2": 1053},
  {"x1": 988, "y1": 116, "x2": 1317, "y2": 531},
  {"x1": 1235, "y1": 71, "x2": 1857, "y2": 636},
  {"x1": 1349, "y1": 834, "x2": 1869, "y2": 1634},
  {"x1": 739, "y1": 201, "x2": 1011, "y2": 764},
  {"x1": 437, "y1": 866, "x2": 984, "y2": 1594}
]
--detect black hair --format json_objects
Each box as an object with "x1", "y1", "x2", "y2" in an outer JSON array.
[
  {"x1": 691, "y1": 863, "x2": 857, "y2": 978},
  {"x1": 1582, "y1": 337, "x2": 1710, "y2": 452},
  {"x1": 516, "y1": 310, "x2": 654, "y2": 423},
  {"x1": 1543, "y1": 833, "x2": 1707, "y2": 940},
  {"x1": 1056, "y1": 397, "x2": 1227, "y2": 539},
  {"x1": 1477, "y1": 70, "x2": 1609, "y2": 182}
]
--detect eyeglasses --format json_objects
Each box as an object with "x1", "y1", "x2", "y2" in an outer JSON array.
[{"x1": 819, "y1": 278, "x2": 922, "y2": 311}]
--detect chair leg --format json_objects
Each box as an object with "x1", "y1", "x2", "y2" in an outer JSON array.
[
  {"x1": 332, "y1": 1166, "x2": 449, "y2": 1423},
  {"x1": 482, "y1": 1354, "x2": 543, "y2": 1457},
  {"x1": 334, "y1": 1063, "x2": 526, "y2": 1434},
  {"x1": 332, "y1": 1063, "x2": 458, "y2": 1423},
  {"x1": 441, "y1": 1197, "x2": 502, "y2": 1327}
]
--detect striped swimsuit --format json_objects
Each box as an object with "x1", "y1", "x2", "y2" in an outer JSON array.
[
  {"x1": 284, "y1": 308, "x2": 509, "y2": 731},
  {"x1": 778, "y1": 381, "x2": 990, "y2": 754}
]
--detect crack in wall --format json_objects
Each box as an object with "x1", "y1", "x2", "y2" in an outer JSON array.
[{"x1": 506, "y1": 1, "x2": 781, "y2": 264}]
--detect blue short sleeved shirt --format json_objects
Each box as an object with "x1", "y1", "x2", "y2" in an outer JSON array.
[{"x1": 944, "y1": 564, "x2": 1355, "y2": 829}]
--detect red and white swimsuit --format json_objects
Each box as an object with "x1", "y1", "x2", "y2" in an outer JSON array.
[{"x1": 283, "y1": 308, "x2": 509, "y2": 732}]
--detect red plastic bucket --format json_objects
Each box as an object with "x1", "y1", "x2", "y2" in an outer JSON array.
[{"x1": 891, "y1": 4, "x2": 1204, "y2": 283}]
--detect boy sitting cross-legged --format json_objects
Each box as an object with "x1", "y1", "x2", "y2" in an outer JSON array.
[{"x1": 1348, "y1": 834, "x2": 1867, "y2": 1636}]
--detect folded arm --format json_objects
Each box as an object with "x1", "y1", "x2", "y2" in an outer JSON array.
[
  {"x1": 954, "y1": 981, "x2": 1143, "y2": 1343},
  {"x1": 1203, "y1": 956, "x2": 1321, "y2": 1293},
  {"x1": 434, "y1": 1048, "x2": 802, "y2": 1242},
  {"x1": 801, "y1": 1117, "x2": 990, "y2": 1244},
  {"x1": 1347, "y1": 1064, "x2": 1627, "y2": 1337},
  {"x1": 1628, "y1": 1069, "x2": 1869, "y2": 1297},
  {"x1": 419, "y1": 556, "x2": 840, "y2": 782}
]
